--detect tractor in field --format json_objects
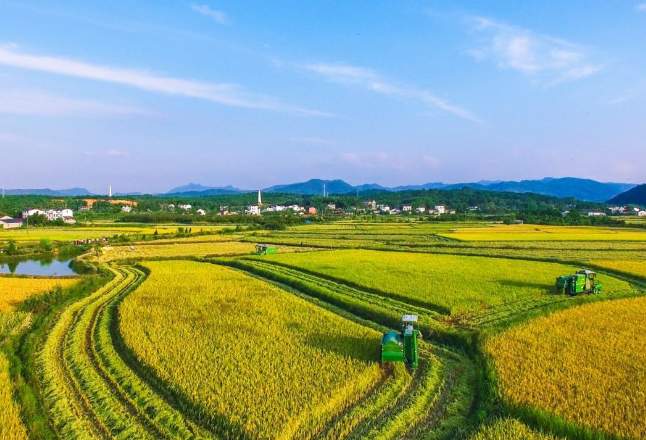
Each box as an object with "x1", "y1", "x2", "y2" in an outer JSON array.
[
  {"x1": 381, "y1": 315, "x2": 420, "y2": 369},
  {"x1": 556, "y1": 269, "x2": 602, "y2": 295},
  {"x1": 255, "y1": 244, "x2": 277, "y2": 255}
]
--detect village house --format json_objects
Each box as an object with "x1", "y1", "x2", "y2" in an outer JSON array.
[
  {"x1": 0, "y1": 216, "x2": 23, "y2": 229},
  {"x1": 326, "y1": 203, "x2": 336, "y2": 210},
  {"x1": 121, "y1": 206, "x2": 133, "y2": 213},
  {"x1": 63, "y1": 216, "x2": 76, "y2": 224},
  {"x1": 246, "y1": 205, "x2": 261, "y2": 215},
  {"x1": 196, "y1": 209, "x2": 206, "y2": 215},
  {"x1": 363, "y1": 200, "x2": 377, "y2": 210},
  {"x1": 434, "y1": 205, "x2": 446, "y2": 215},
  {"x1": 402, "y1": 205, "x2": 412, "y2": 212},
  {"x1": 23, "y1": 208, "x2": 74, "y2": 221},
  {"x1": 415, "y1": 206, "x2": 426, "y2": 214},
  {"x1": 178, "y1": 204, "x2": 192, "y2": 211},
  {"x1": 587, "y1": 210, "x2": 606, "y2": 217},
  {"x1": 308, "y1": 207, "x2": 317, "y2": 215},
  {"x1": 639, "y1": 211, "x2": 646, "y2": 217}
]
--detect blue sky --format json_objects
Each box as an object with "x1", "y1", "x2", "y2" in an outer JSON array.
[{"x1": 0, "y1": 1, "x2": 645, "y2": 193}]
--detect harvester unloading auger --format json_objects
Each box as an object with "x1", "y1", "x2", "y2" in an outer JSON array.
[
  {"x1": 556, "y1": 269, "x2": 602, "y2": 295},
  {"x1": 380, "y1": 315, "x2": 421, "y2": 369}
]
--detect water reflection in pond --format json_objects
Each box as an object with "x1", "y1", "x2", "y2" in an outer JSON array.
[{"x1": 0, "y1": 257, "x2": 78, "y2": 276}]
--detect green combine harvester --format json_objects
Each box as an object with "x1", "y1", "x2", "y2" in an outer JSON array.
[
  {"x1": 255, "y1": 244, "x2": 277, "y2": 255},
  {"x1": 381, "y1": 315, "x2": 420, "y2": 369},
  {"x1": 556, "y1": 269, "x2": 602, "y2": 295}
]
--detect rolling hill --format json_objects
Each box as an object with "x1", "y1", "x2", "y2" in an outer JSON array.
[{"x1": 607, "y1": 184, "x2": 646, "y2": 205}]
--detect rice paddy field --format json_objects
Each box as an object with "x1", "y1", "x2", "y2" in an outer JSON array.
[
  {"x1": 256, "y1": 250, "x2": 631, "y2": 315},
  {"x1": 1, "y1": 220, "x2": 645, "y2": 440},
  {"x1": 0, "y1": 277, "x2": 78, "y2": 312},
  {"x1": 0, "y1": 224, "x2": 227, "y2": 242}
]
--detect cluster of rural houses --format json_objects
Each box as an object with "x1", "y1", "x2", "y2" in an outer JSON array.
[
  {"x1": 587, "y1": 206, "x2": 646, "y2": 217},
  {"x1": 360, "y1": 200, "x2": 462, "y2": 216}
]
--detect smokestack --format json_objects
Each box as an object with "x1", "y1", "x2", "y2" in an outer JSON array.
[
  {"x1": 258, "y1": 190, "x2": 262, "y2": 205},
  {"x1": 109, "y1": 185, "x2": 112, "y2": 198}
]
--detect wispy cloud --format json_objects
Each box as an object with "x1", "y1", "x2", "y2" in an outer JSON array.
[
  {"x1": 0, "y1": 89, "x2": 150, "y2": 116},
  {"x1": 465, "y1": 16, "x2": 602, "y2": 84},
  {"x1": 83, "y1": 149, "x2": 132, "y2": 158},
  {"x1": 0, "y1": 45, "x2": 327, "y2": 116},
  {"x1": 636, "y1": 3, "x2": 646, "y2": 11},
  {"x1": 300, "y1": 62, "x2": 483, "y2": 124},
  {"x1": 190, "y1": 4, "x2": 228, "y2": 25}
]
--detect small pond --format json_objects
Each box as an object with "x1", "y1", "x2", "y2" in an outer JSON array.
[{"x1": 0, "y1": 257, "x2": 79, "y2": 276}]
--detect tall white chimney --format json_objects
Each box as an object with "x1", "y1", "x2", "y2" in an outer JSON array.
[
  {"x1": 109, "y1": 185, "x2": 112, "y2": 198},
  {"x1": 258, "y1": 190, "x2": 262, "y2": 205}
]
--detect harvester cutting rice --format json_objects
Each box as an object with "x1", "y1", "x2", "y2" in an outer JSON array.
[
  {"x1": 556, "y1": 269, "x2": 602, "y2": 295},
  {"x1": 381, "y1": 315, "x2": 421, "y2": 369}
]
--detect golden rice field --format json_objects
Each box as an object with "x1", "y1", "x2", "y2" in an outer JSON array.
[
  {"x1": 98, "y1": 241, "x2": 257, "y2": 261},
  {"x1": 0, "y1": 277, "x2": 78, "y2": 312},
  {"x1": 261, "y1": 250, "x2": 631, "y2": 314},
  {"x1": 119, "y1": 261, "x2": 384, "y2": 440},
  {"x1": 469, "y1": 419, "x2": 562, "y2": 440},
  {"x1": 485, "y1": 295, "x2": 646, "y2": 439},
  {"x1": 0, "y1": 225, "x2": 227, "y2": 242},
  {"x1": 0, "y1": 352, "x2": 28, "y2": 440},
  {"x1": 588, "y1": 260, "x2": 646, "y2": 279},
  {"x1": 439, "y1": 224, "x2": 646, "y2": 241}
]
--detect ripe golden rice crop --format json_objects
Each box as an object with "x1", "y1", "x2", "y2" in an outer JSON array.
[
  {"x1": 261, "y1": 250, "x2": 631, "y2": 315},
  {"x1": 469, "y1": 419, "x2": 561, "y2": 440},
  {"x1": 485, "y1": 296, "x2": 646, "y2": 439},
  {"x1": 0, "y1": 352, "x2": 28, "y2": 440},
  {"x1": 439, "y1": 224, "x2": 646, "y2": 241},
  {"x1": 119, "y1": 261, "x2": 383, "y2": 440},
  {"x1": 0, "y1": 277, "x2": 78, "y2": 312},
  {"x1": 98, "y1": 241, "x2": 256, "y2": 261},
  {"x1": 589, "y1": 260, "x2": 646, "y2": 279}
]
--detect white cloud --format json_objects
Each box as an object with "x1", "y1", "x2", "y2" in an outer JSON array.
[
  {"x1": 0, "y1": 89, "x2": 150, "y2": 116},
  {"x1": 190, "y1": 4, "x2": 228, "y2": 25},
  {"x1": 301, "y1": 62, "x2": 483, "y2": 124},
  {"x1": 466, "y1": 16, "x2": 602, "y2": 83},
  {"x1": 83, "y1": 149, "x2": 131, "y2": 157},
  {"x1": 636, "y1": 3, "x2": 646, "y2": 11},
  {"x1": 0, "y1": 45, "x2": 327, "y2": 116}
]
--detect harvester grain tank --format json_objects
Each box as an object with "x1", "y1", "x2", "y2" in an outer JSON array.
[
  {"x1": 555, "y1": 269, "x2": 602, "y2": 295},
  {"x1": 380, "y1": 315, "x2": 420, "y2": 369},
  {"x1": 255, "y1": 244, "x2": 277, "y2": 255}
]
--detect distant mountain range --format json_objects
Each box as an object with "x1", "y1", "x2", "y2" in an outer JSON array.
[
  {"x1": 165, "y1": 183, "x2": 243, "y2": 196},
  {"x1": 258, "y1": 177, "x2": 636, "y2": 202},
  {"x1": 2, "y1": 187, "x2": 95, "y2": 196},
  {"x1": 607, "y1": 184, "x2": 646, "y2": 205},
  {"x1": 2, "y1": 177, "x2": 639, "y2": 202}
]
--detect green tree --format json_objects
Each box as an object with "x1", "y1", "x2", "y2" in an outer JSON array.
[{"x1": 39, "y1": 238, "x2": 53, "y2": 252}]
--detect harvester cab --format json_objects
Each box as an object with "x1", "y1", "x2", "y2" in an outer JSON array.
[
  {"x1": 255, "y1": 244, "x2": 277, "y2": 255},
  {"x1": 556, "y1": 269, "x2": 602, "y2": 295},
  {"x1": 380, "y1": 315, "x2": 421, "y2": 369}
]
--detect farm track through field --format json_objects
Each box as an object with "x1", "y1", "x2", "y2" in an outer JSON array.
[{"x1": 39, "y1": 265, "x2": 218, "y2": 440}]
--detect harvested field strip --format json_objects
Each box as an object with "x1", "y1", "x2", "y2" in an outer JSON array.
[{"x1": 39, "y1": 266, "x2": 216, "y2": 440}]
